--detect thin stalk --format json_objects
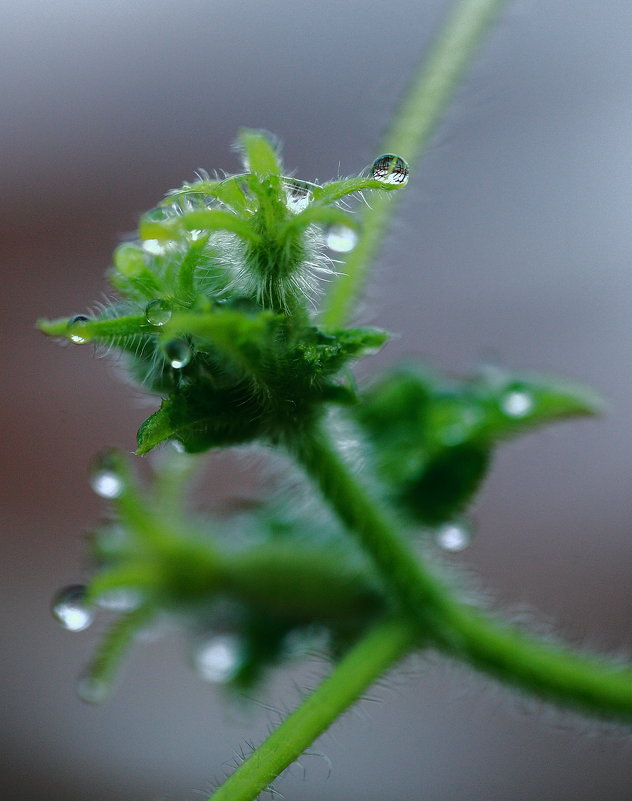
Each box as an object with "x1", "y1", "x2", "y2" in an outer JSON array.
[
  {"x1": 322, "y1": 0, "x2": 508, "y2": 328},
  {"x1": 208, "y1": 618, "x2": 417, "y2": 801},
  {"x1": 294, "y1": 424, "x2": 632, "y2": 721}
]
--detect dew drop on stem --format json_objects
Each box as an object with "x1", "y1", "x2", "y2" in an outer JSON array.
[
  {"x1": 370, "y1": 154, "x2": 409, "y2": 186},
  {"x1": 51, "y1": 585, "x2": 94, "y2": 632},
  {"x1": 67, "y1": 315, "x2": 91, "y2": 345},
  {"x1": 325, "y1": 224, "x2": 359, "y2": 253},
  {"x1": 145, "y1": 299, "x2": 172, "y2": 326},
  {"x1": 164, "y1": 339, "x2": 191, "y2": 369}
]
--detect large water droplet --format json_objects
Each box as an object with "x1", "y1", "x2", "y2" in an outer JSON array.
[
  {"x1": 325, "y1": 224, "x2": 359, "y2": 253},
  {"x1": 500, "y1": 389, "x2": 534, "y2": 418},
  {"x1": 192, "y1": 634, "x2": 241, "y2": 683},
  {"x1": 76, "y1": 674, "x2": 109, "y2": 704},
  {"x1": 89, "y1": 451, "x2": 125, "y2": 499},
  {"x1": 435, "y1": 521, "x2": 472, "y2": 553},
  {"x1": 370, "y1": 154, "x2": 409, "y2": 186},
  {"x1": 51, "y1": 585, "x2": 94, "y2": 632},
  {"x1": 145, "y1": 299, "x2": 172, "y2": 326},
  {"x1": 67, "y1": 315, "x2": 91, "y2": 344},
  {"x1": 164, "y1": 339, "x2": 191, "y2": 369},
  {"x1": 113, "y1": 244, "x2": 145, "y2": 277}
]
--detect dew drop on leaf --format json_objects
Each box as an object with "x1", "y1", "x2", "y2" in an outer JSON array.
[
  {"x1": 145, "y1": 299, "x2": 172, "y2": 326},
  {"x1": 325, "y1": 224, "x2": 359, "y2": 253},
  {"x1": 192, "y1": 634, "x2": 242, "y2": 683},
  {"x1": 370, "y1": 154, "x2": 409, "y2": 186},
  {"x1": 500, "y1": 389, "x2": 534, "y2": 418},
  {"x1": 67, "y1": 315, "x2": 91, "y2": 345},
  {"x1": 435, "y1": 521, "x2": 472, "y2": 553},
  {"x1": 51, "y1": 585, "x2": 94, "y2": 632},
  {"x1": 164, "y1": 339, "x2": 191, "y2": 369}
]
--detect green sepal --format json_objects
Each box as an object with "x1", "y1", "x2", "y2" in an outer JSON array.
[
  {"x1": 136, "y1": 383, "x2": 266, "y2": 454},
  {"x1": 237, "y1": 129, "x2": 283, "y2": 177},
  {"x1": 356, "y1": 365, "x2": 604, "y2": 525}
]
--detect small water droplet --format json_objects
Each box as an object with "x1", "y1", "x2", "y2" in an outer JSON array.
[
  {"x1": 164, "y1": 339, "x2": 191, "y2": 369},
  {"x1": 435, "y1": 522, "x2": 472, "y2": 553},
  {"x1": 370, "y1": 154, "x2": 409, "y2": 186},
  {"x1": 142, "y1": 239, "x2": 167, "y2": 256},
  {"x1": 500, "y1": 390, "x2": 534, "y2": 418},
  {"x1": 145, "y1": 299, "x2": 172, "y2": 326},
  {"x1": 192, "y1": 634, "x2": 241, "y2": 683},
  {"x1": 325, "y1": 224, "x2": 359, "y2": 253},
  {"x1": 51, "y1": 585, "x2": 94, "y2": 632},
  {"x1": 89, "y1": 451, "x2": 125, "y2": 499},
  {"x1": 67, "y1": 315, "x2": 91, "y2": 344},
  {"x1": 282, "y1": 179, "x2": 315, "y2": 213},
  {"x1": 76, "y1": 674, "x2": 109, "y2": 704},
  {"x1": 113, "y1": 244, "x2": 145, "y2": 277}
]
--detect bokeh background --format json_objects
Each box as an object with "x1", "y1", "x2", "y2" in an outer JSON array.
[{"x1": 2, "y1": 0, "x2": 632, "y2": 798}]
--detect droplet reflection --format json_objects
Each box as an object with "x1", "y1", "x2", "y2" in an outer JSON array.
[
  {"x1": 500, "y1": 390, "x2": 534, "y2": 418},
  {"x1": 145, "y1": 299, "x2": 172, "y2": 326},
  {"x1": 435, "y1": 522, "x2": 472, "y2": 553},
  {"x1": 164, "y1": 339, "x2": 191, "y2": 369},
  {"x1": 67, "y1": 315, "x2": 91, "y2": 345},
  {"x1": 192, "y1": 634, "x2": 241, "y2": 683},
  {"x1": 325, "y1": 224, "x2": 359, "y2": 253},
  {"x1": 51, "y1": 585, "x2": 94, "y2": 632},
  {"x1": 370, "y1": 154, "x2": 409, "y2": 186}
]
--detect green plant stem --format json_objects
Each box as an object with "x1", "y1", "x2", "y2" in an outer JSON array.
[
  {"x1": 294, "y1": 423, "x2": 632, "y2": 721},
  {"x1": 443, "y1": 607, "x2": 632, "y2": 720},
  {"x1": 208, "y1": 617, "x2": 416, "y2": 801},
  {"x1": 322, "y1": 0, "x2": 508, "y2": 328}
]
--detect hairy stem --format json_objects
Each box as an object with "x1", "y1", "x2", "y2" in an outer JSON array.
[
  {"x1": 322, "y1": 0, "x2": 508, "y2": 328},
  {"x1": 208, "y1": 617, "x2": 416, "y2": 801},
  {"x1": 294, "y1": 423, "x2": 632, "y2": 721}
]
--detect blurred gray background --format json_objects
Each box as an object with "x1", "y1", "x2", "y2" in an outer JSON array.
[{"x1": 2, "y1": 0, "x2": 632, "y2": 798}]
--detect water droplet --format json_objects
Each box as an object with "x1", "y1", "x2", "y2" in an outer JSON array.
[
  {"x1": 113, "y1": 244, "x2": 145, "y2": 277},
  {"x1": 89, "y1": 451, "x2": 125, "y2": 499},
  {"x1": 325, "y1": 224, "x2": 359, "y2": 253},
  {"x1": 192, "y1": 634, "x2": 241, "y2": 683},
  {"x1": 435, "y1": 521, "x2": 472, "y2": 553},
  {"x1": 67, "y1": 315, "x2": 91, "y2": 344},
  {"x1": 164, "y1": 339, "x2": 191, "y2": 369},
  {"x1": 370, "y1": 154, "x2": 409, "y2": 186},
  {"x1": 500, "y1": 390, "x2": 534, "y2": 418},
  {"x1": 51, "y1": 585, "x2": 94, "y2": 632},
  {"x1": 142, "y1": 239, "x2": 167, "y2": 256},
  {"x1": 282, "y1": 179, "x2": 315, "y2": 213},
  {"x1": 76, "y1": 674, "x2": 109, "y2": 704},
  {"x1": 145, "y1": 299, "x2": 172, "y2": 326}
]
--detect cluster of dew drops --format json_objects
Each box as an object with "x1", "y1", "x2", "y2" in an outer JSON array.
[
  {"x1": 52, "y1": 154, "x2": 472, "y2": 696},
  {"x1": 64, "y1": 154, "x2": 410, "y2": 359}
]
